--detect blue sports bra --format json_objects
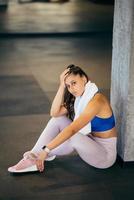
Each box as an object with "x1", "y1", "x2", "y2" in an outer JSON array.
[{"x1": 91, "y1": 113, "x2": 115, "y2": 132}]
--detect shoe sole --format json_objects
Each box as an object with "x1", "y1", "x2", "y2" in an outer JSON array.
[
  {"x1": 45, "y1": 155, "x2": 56, "y2": 161},
  {"x1": 8, "y1": 164, "x2": 38, "y2": 173}
]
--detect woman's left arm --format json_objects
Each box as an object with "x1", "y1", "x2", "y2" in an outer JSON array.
[
  {"x1": 36, "y1": 95, "x2": 103, "y2": 172},
  {"x1": 47, "y1": 95, "x2": 103, "y2": 150}
]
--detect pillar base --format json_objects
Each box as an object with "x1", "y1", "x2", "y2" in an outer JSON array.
[{"x1": 117, "y1": 155, "x2": 134, "y2": 168}]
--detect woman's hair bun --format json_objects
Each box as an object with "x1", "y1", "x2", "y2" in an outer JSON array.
[{"x1": 67, "y1": 64, "x2": 75, "y2": 69}]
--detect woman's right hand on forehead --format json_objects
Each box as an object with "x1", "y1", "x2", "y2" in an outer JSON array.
[{"x1": 60, "y1": 69, "x2": 70, "y2": 87}]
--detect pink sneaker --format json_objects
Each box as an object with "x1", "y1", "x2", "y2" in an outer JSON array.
[
  {"x1": 23, "y1": 151, "x2": 56, "y2": 161},
  {"x1": 8, "y1": 157, "x2": 38, "y2": 173}
]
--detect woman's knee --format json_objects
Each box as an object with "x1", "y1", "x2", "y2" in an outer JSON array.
[
  {"x1": 50, "y1": 115, "x2": 71, "y2": 123},
  {"x1": 48, "y1": 115, "x2": 72, "y2": 130}
]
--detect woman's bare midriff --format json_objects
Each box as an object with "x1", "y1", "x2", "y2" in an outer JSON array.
[{"x1": 91, "y1": 127, "x2": 117, "y2": 138}]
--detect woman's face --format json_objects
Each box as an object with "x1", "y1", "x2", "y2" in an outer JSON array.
[{"x1": 65, "y1": 73, "x2": 87, "y2": 97}]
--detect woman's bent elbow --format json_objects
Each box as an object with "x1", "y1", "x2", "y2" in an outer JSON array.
[
  {"x1": 50, "y1": 112, "x2": 56, "y2": 117},
  {"x1": 50, "y1": 110, "x2": 60, "y2": 117}
]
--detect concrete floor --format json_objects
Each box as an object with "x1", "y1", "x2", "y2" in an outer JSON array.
[
  {"x1": 0, "y1": 34, "x2": 112, "y2": 104},
  {"x1": 0, "y1": 0, "x2": 114, "y2": 33},
  {"x1": 1, "y1": 0, "x2": 134, "y2": 200}
]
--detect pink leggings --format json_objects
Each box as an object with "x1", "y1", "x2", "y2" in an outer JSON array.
[{"x1": 31, "y1": 116, "x2": 117, "y2": 169}]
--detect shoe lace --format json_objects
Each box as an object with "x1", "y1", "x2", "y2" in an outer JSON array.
[{"x1": 26, "y1": 153, "x2": 38, "y2": 161}]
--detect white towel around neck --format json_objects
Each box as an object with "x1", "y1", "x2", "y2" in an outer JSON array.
[{"x1": 74, "y1": 81, "x2": 98, "y2": 135}]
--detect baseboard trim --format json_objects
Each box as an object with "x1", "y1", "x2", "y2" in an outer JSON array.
[{"x1": 117, "y1": 155, "x2": 134, "y2": 168}]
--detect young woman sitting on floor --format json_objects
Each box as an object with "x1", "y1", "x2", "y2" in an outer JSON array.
[{"x1": 8, "y1": 64, "x2": 117, "y2": 173}]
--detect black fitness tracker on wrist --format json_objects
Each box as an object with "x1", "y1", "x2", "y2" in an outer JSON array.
[{"x1": 42, "y1": 145, "x2": 51, "y2": 154}]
